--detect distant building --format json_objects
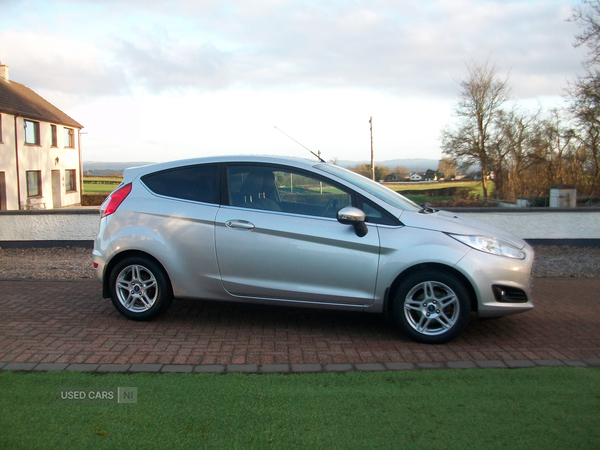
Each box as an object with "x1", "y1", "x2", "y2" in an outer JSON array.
[
  {"x1": 0, "y1": 63, "x2": 83, "y2": 210},
  {"x1": 409, "y1": 170, "x2": 442, "y2": 182},
  {"x1": 384, "y1": 173, "x2": 409, "y2": 182}
]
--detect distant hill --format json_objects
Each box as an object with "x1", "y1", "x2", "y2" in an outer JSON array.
[
  {"x1": 83, "y1": 158, "x2": 441, "y2": 175},
  {"x1": 337, "y1": 158, "x2": 440, "y2": 172}
]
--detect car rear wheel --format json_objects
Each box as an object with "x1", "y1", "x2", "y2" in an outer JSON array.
[
  {"x1": 393, "y1": 271, "x2": 471, "y2": 344},
  {"x1": 109, "y1": 256, "x2": 173, "y2": 321}
]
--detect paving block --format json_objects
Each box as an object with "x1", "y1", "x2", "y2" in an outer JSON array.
[
  {"x1": 65, "y1": 363, "x2": 100, "y2": 372},
  {"x1": 33, "y1": 363, "x2": 69, "y2": 371},
  {"x1": 290, "y1": 364, "x2": 323, "y2": 373},
  {"x1": 129, "y1": 364, "x2": 163, "y2": 373},
  {"x1": 562, "y1": 360, "x2": 587, "y2": 367},
  {"x1": 323, "y1": 364, "x2": 353, "y2": 372},
  {"x1": 194, "y1": 365, "x2": 226, "y2": 373},
  {"x1": 505, "y1": 360, "x2": 537, "y2": 368},
  {"x1": 416, "y1": 362, "x2": 446, "y2": 370},
  {"x1": 1, "y1": 362, "x2": 37, "y2": 371},
  {"x1": 227, "y1": 364, "x2": 259, "y2": 373},
  {"x1": 582, "y1": 358, "x2": 600, "y2": 367},
  {"x1": 384, "y1": 362, "x2": 417, "y2": 371},
  {"x1": 161, "y1": 365, "x2": 194, "y2": 373},
  {"x1": 446, "y1": 361, "x2": 477, "y2": 370},
  {"x1": 531, "y1": 359, "x2": 565, "y2": 367},
  {"x1": 474, "y1": 360, "x2": 508, "y2": 369},
  {"x1": 354, "y1": 363, "x2": 386, "y2": 372},
  {"x1": 260, "y1": 364, "x2": 291, "y2": 374},
  {"x1": 96, "y1": 364, "x2": 132, "y2": 373}
]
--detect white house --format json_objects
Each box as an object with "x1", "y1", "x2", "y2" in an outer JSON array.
[{"x1": 0, "y1": 63, "x2": 84, "y2": 210}]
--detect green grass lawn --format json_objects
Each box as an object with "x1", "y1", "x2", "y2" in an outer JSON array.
[
  {"x1": 386, "y1": 180, "x2": 482, "y2": 192},
  {"x1": 1, "y1": 368, "x2": 598, "y2": 449},
  {"x1": 83, "y1": 176, "x2": 122, "y2": 195},
  {"x1": 403, "y1": 194, "x2": 454, "y2": 204}
]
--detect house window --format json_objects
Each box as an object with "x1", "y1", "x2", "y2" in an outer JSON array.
[
  {"x1": 24, "y1": 120, "x2": 40, "y2": 145},
  {"x1": 65, "y1": 169, "x2": 77, "y2": 192},
  {"x1": 51, "y1": 125, "x2": 57, "y2": 147},
  {"x1": 26, "y1": 171, "x2": 42, "y2": 197},
  {"x1": 64, "y1": 127, "x2": 74, "y2": 148}
]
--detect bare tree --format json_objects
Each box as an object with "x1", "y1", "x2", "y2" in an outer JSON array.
[
  {"x1": 568, "y1": 0, "x2": 600, "y2": 194},
  {"x1": 441, "y1": 60, "x2": 511, "y2": 198},
  {"x1": 437, "y1": 157, "x2": 457, "y2": 180},
  {"x1": 571, "y1": 0, "x2": 600, "y2": 68}
]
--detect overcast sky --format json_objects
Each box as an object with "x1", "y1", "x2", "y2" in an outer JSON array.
[{"x1": 0, "y1": 0, "x2": 588, "y2": 164}]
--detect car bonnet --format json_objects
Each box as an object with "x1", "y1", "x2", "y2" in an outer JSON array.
[{"x1": 399, "y1": 209, "x2": 527, "y2": 249}]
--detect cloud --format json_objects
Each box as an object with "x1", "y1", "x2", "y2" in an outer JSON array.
[
  {"x1": 0, "y1": 30, "x2": 129, "y2": 97},
  {"x1": 111, "y1": 37, "x2": 234, "y2": 92},
  {"x1": 0, "y1": 0, "x2": 586, "y2": 101}
]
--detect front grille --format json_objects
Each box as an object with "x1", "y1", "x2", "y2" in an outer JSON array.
[{"x1": 492, "y1": 285, "x2": 529, "y2": 303}]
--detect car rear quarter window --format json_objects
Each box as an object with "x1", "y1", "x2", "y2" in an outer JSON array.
[{"x1": 141, "y1": 164, "x2": 219, "y2": 204}]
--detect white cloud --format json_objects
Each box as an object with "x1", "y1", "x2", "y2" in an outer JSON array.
[
  {"x1": 0, "y1": 30, "x2": 128, "y2": 98},
  {"x1": 0, "y1": 0, "x2": 586, "y2": 162}
]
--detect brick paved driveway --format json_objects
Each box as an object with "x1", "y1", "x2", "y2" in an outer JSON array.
[{"x1": 1, "y1": 278, "x2": 599, "y2": 367}]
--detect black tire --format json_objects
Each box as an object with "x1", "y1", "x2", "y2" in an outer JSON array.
[
  {"x1": 108, "y1": 256, "x2": 173, "y2": 321},
  {"x1": 392, "y1": 270, "x2": 471, "y2": 344}
]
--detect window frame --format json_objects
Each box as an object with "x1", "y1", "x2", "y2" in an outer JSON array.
[
  {"x1": 51, "y1": 125, "x2": 58, "y2": 147},
  {"x1": 24, "y1": 120, "x2": 40, "y2": 145},
  {"x1": 26, "y1": 170, "x2": 42, "y2": 197},
  {"x1": 64, "y1": 127, "x2": 75, "y2": 148},
  {"x1": 65, "y1": 169, "x2": 77, "y2": 192}
]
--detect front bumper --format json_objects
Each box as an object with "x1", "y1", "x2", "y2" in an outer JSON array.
[{"x1": 456, "y1": 244, "x2": 534, "y2": 318}]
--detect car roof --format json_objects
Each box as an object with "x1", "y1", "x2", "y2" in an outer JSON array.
[{"x1": 122, "y1": 155, "x2": 322, "y2": 182}]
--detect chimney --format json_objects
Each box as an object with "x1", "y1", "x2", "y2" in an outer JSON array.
[{"x1": 0, "y1": 62, "x2": 9, "y2": 82}]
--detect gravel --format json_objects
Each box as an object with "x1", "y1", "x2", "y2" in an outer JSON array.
[{"x1": 0, "y1": 245, "x2": 599, "y2": 280}]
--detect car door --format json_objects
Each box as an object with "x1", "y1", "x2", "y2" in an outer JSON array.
[{"x1": 214, "y1": 164, "x2": 380, "y2": 306}]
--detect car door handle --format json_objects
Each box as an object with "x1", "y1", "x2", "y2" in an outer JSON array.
[{"x1": 225, "y1": 220, "x2": 255, "y2": 231}]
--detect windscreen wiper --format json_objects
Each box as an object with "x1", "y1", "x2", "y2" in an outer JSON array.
[{"x1": 418, "y1": 205, "x2": 438, "y2": 214}]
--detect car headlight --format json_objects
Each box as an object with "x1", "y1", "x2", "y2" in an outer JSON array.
[{"x1": 448, "y1": 234, "x2": 526, "y2": 260}]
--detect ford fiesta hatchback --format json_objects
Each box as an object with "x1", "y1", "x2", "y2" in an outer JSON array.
[{"x1": 93, "y1": 155, "x2": 534, "y2": 344}]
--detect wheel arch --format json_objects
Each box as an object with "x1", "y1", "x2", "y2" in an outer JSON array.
[
  {"x1": 385, "y1": 263, "x2": 478, "y2": 316},
  {"x1": 102, "y1": 250, "x2": 173, "y2": 299}
]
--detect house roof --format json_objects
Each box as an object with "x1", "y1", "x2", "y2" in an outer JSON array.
[{"x1": 0, "y1": 78, "x2": 83, "y2": 129}]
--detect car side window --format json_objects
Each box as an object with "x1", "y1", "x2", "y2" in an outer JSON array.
[
  {"x1": 141, "y1": 164, "x2": 219, "y2": 204},
  {"x1": 227, "y1": 165, "x2": 351, "y2": 218},
  {"x1": 359, "y1": 197, "x2": 400, "y2": 226}
]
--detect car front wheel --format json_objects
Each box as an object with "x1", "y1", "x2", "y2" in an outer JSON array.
[
  {"x1": 393, "y1": 271, "x2": 471, "y2": 344},
  {"x1": 108, "y1": 256, "x2": 173, "y2": 321}
]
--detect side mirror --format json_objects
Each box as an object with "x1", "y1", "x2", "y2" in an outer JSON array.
[{"x1": 337, "y1": 206, "x2": 368, "y2": 237}]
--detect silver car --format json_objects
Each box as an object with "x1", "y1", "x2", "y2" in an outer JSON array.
[{"x1": 93, "y1": 155, "x2": 533, "y2": 344}]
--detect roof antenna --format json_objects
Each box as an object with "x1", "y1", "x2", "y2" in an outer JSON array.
[{"x1": 274, "y1": 126, "x2": 325, "y2": 162}]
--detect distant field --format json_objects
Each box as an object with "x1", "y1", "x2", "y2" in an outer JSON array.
[
  {"x1": 83, "y1": 176, "x2": 122, "y2": 195},
  {"x1": 384, "y1": 180, "x2": 481, "y2": 192},
  {"x1": 385, "y1": 180, "x2": 495, "y2": 204}
]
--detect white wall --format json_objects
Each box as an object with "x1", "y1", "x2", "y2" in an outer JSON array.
[
  {"x1": 456, "y1": 210, "x2": 600, "y2": 240},
  {"x1": 0, "y1": 210, "x2": 99, "y2": 241},
  {"x1": 0, "y1": 208, "x2": 598, "y2": 243}
]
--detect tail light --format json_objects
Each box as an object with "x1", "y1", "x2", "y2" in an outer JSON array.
[{"x1": 101, "y1": 183, "x2": 132, "y2": 218}]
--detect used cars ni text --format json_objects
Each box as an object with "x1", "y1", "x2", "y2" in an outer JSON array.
[{"x1": 93, "y1": 156, "x2": 534, "y2": 344}]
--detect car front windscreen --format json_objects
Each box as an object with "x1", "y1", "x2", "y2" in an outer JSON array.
[{"x1": 316, "y1": 163, "x2": 422, "y2": 212}]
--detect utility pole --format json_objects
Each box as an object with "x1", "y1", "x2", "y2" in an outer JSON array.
[{"x1": 369, "y1": 117, "x2": 375, "y2": 180}]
